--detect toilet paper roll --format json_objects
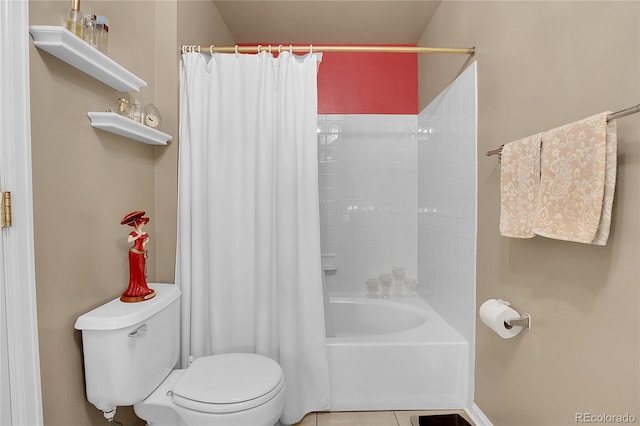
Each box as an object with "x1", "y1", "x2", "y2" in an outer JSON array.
[{"x1": 479, "y1": 299, "x2": 523, "y2": 339}]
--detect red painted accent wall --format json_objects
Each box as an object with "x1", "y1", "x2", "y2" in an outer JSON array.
[
  {"x1": 241, "y1": 44, "x2": 418, "y2": 114},
  {"x1": 317, "y1": 49, "x2": 418, "y2": 115}
]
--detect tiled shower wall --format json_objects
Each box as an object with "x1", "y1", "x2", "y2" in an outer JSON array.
[
  {"x1": 318, "y1": 63, "x2": 476, "y2": 344},
  {"x1": 318, "y1": 115, "x2": 418, "y2": 294},
  {"x1": 417, "y1": 63, "x2": 477, "y2": 342}
]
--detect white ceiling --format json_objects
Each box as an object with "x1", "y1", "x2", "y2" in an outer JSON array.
[{"x1": 213, "y1": 1, "x2": 442, "y2": 44}]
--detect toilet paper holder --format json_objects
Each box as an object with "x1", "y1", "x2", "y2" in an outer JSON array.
[{"x1": 504, "y1": 313, "x2": 531, "y2": 330}]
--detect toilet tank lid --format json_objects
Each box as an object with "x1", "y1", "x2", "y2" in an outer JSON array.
[{"x1": 74, "y1": 283, "x2": 181, "y2": 331}]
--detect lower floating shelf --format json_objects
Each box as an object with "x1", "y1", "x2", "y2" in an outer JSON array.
[{"x1": 87, "y1": 112, "x2": 172, "y2": 146}]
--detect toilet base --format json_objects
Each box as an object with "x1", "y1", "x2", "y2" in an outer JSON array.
[{"x1": 134, "y1": 369, "x2": 285, "y2": 426}]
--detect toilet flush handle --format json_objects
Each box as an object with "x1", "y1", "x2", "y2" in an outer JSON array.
[{"x1": 128, "y1": 324, "x2": 147, "y2": 338}]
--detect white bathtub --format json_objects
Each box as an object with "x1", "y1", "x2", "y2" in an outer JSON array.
[{"x1": 325, "y1": 295, "x2": 470, "y2": 411}]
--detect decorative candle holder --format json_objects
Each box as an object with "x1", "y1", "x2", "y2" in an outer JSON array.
[
  {"x1": 366, "y1": 278, "x2": 380, "y2": 298},
  {"x1": 379, "y1": 273, "x2": 393, "y2": 298},
  {"x1": 404, "y1": 278, "x2": 418, "y2": 297},
  {"x1": 392, "y1": 266, "x2": 405, "y2": 297}
]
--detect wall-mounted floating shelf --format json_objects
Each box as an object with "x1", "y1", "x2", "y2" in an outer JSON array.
[
  {"x1": 87, "y1": 112, "x2": 171, "y2": 146},
  {"x1": 29, "y1": 25, "x2": 147, "y2": 92}
]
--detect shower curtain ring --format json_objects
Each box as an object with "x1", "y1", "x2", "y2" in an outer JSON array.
[
  {"x1": 289, "y1": 45, "x2": 293, "y2": 54},
  {"x1": 197, "y1": 45, "x2": 201, "y2": 53},
  {"x1": 309, "y1": 44, "x2": 313, "y2": 54},
  {"x1": 278, "y1": 45, "x2": 283, "y2": 53},
  {"x1": 268, "y1": 45, "x2": 272, "y2": 54},
  {"x1": 257, "y1": 44, "x2": 262, "y2": 53},
  {"x1": 210, "y1": 45, "x2": 214, "y2": 54},
  {"x1": 235, "y1": 45, "x2": 239, "y2": 55}
]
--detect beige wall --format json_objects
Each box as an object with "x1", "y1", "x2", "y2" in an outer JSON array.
[
  {"x1": 30, "y1": 1, "x2": 157, "y2": 424},
  {"x1": 418, "y1": 2, "x2": 639, "y2": 425},
  {"x1": 28, "y1": 1, "x2": 232, "y2": 424}
]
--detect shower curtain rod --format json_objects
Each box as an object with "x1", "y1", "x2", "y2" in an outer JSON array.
[
  {"x1": 485, "y1": 103, "x2": 640, "y2": 157},
  {"x1": 180, "y1": 44, "x2": 476, "y2": 55}
]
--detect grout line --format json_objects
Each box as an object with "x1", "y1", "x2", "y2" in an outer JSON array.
[{"x1": 394, "y1": 411, "x2": 400, "y2": 426}]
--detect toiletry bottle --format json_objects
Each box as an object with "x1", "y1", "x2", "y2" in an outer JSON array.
[
  {"x1": 65, "y1": 0, "x2": 83, "y2": 38},
  {"x1": 95, "y1": 16, "x2": 109, "y2": 54},
  {"x1": 82, "y1": 14, "x2": 96, "y2": 47}
]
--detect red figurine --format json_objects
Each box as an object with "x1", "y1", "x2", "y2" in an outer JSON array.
[{"x1": 120, "y1": 211, "x2": 155, "y2": 302}]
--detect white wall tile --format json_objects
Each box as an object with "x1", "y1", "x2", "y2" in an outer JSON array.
[
  {"x1": 318, "y1": 114, "x2": 418, "y2": 294},
  {"x1": 417, "y1": 63, "x2": 477, "y2": 343}
]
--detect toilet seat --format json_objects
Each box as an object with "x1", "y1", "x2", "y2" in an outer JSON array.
[{"x1": 171, "y1": 353, "x2": 285, "y2": 414}]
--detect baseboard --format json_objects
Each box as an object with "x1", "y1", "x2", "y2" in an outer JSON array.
[{"x1": 465, "y1": 403, "x2": 493, "y2": 426}]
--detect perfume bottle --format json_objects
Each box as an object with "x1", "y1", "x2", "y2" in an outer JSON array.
[
  {"x1": 94, "y1": 16, "x2": 109, "y2": 54},
  {"x1": 82, "y1": 14, "x2": 97, "y2": 47},
  {"x1": 65, "y1": 0, "x2": 83, "y2": 38}
]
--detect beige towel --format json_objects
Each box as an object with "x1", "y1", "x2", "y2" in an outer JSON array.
[
  {"x1": 591, "y1": 119, "x2": 617, "y2": 245},
  {"x1": 532, "y1": 112, "x2": 614, "y2": 244},
  {"x1": 499, "y1": 133, "x2": 543, "y2": 238}
]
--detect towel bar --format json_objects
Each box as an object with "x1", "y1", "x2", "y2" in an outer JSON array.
[{"x1": 486, "y1": 103, "x2": 640, "y2": 157}]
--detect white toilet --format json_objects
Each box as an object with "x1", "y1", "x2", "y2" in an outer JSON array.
[{"x1": 74, "y1": 283, "x2": 285, "y2": 426}]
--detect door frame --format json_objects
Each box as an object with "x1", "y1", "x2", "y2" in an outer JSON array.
[{"x1": 0, "y1": 0, "x2": 44, "y2": 424}]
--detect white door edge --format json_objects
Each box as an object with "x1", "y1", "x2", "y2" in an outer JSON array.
[{"x1": 0, "y1": 0, "x2": 44, "y2": 424}]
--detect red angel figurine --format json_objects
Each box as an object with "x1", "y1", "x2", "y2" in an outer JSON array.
[{"x1": 120, "y1": 211, "x2": 155, "y2": 302}]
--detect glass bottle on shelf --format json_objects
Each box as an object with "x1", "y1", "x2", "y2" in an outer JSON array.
[
  {"x1": 82, "y1": 14, "x2": 97, "y2": 47},
  {"x1": 65, "y1": 0, "x2": 83, "y2": 38},
  {"x1": 94, "y1": 16, "x2": 109, "y2": 54}
]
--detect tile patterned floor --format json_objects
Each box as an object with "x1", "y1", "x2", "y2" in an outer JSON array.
[{"x1": 293, "y1": 410, "x2": 475, "y2": 426}]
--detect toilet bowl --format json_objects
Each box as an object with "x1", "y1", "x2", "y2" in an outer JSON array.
[
  {"x1": 74, "y1": 283, "x2": 285, "y2": 426},
  {"x1": 135, "y1": 353, "x2": 285, "y2": 426}
]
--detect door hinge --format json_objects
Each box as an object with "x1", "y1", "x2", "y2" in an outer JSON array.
[{"x1": 2, "y1": 192, "x2": 12, "y2": 228}]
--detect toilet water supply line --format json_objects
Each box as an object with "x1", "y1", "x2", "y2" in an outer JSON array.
[{"x1": 103, "y1": 407, "x2": 123, "y2": 426}]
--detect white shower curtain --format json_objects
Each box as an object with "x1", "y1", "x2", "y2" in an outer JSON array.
[{"x1": 177, "y1": 51, "x2": 330, "y2": 424}]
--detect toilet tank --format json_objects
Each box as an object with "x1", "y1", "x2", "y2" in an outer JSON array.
[{"x1": 74, "y1": 283, "x2": 181, "y2": 412}]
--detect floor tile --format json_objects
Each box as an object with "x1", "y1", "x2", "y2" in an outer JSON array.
[
  {"x1": 293, "y1": 412, "x2": 317, "y2": 426},
  {"x1": 317, "y1": 411, "x2": 399, "y2": 426},
  {"x1": 394, "y1": 410, "x2": 475, "y2": 426}
]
